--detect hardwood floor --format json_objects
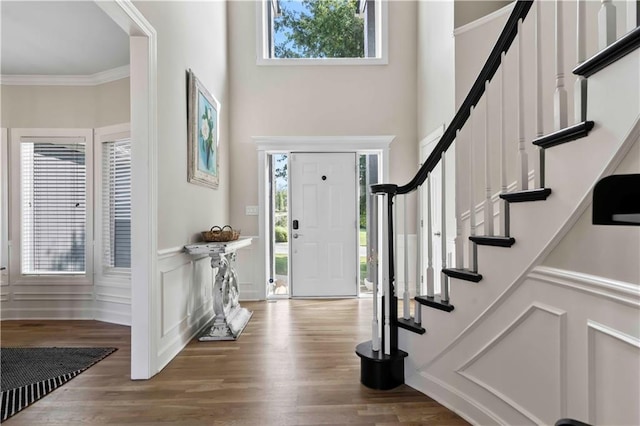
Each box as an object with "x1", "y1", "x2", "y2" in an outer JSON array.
[{"x1": 1, "y1": 299, "x2": 469, "y2": 425}]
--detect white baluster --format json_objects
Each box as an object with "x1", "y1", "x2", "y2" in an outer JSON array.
[
  {"x1": 393, "y1": 194, "x2": 398, "y2": 299},
  {"x1": 599, "y1": 0, "x2": 617, "y2": 49},
  {"x1": 575, "y1": 0, "x2": 588, "y2": 125},
  {"x1": 454, "y1": 129, "x2": 465, "y2": 268},
  {"x1": 626, "y1": 0, "x2": 637, "y2": 32},
  {"x1": 403, "y1": 195, "x2": 410, "y2": 320},
  {"x1": 518, "y1": 19, "x2": 530, "y2": 190},
  {"x1": 415, "y1": 190, "x2": 422, "y2": 324},
  {"x1": 484, "y1": 80, "x2": 494, "y2": 236},
  {"x1": 536, "y1": 1, "x2": 546, "y2": 189},
  {"x1": 426, "y1": 173, "x2": 434, "y2": 298},
  {"x1": 499, "y1": 52, "x2": 509, "y2": 237},
  {"x1": 371, "y1": 194, "x2": 380, "y2": 352},
  {"x1": 382, "y1": 193, "x2": 391, "y2": 355},
  {"x1": 554, "y1": 3, "x2": 568, "y2": 130},
  {"x1": 440, "y1": 151, "x2": 449, "y2": 302},
  {"x1": 469, "y1": 107, "x2": 478, "y2": 272}
]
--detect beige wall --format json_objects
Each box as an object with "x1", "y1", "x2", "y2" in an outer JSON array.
[
  {"x1": 454, "y1": 0, "x2": 512, "y2": 29},
  {"x1": 0, "y1": 78, "x2": 130, "y2": 128},
  {"x1": 228, "y1": 1, "x2": 418, "y2": 236},
  {"x1": 134, "y1": 1, "x2": 229, "y2": 250}
]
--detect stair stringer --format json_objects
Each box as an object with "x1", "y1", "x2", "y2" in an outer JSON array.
[{"x1": 398, "y1": 50, "x2": 640, "y2": 424}]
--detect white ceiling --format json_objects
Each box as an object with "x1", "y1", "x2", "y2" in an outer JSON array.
[{"x1": 1, "y1": 1, "x2": 129, "y2": 76}]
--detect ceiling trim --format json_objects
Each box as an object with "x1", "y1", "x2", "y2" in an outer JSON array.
[{"x1": 0, "y1": 65, "x2": 130, "y2": 87}]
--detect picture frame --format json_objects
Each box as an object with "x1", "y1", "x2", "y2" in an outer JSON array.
[{"x1": 187, "y1": 69, "x2": 220, "y2": 189}]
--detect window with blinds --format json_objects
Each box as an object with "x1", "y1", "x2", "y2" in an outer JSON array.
[
  {"x1": 102, "y1": 139, "x2": 131, "y2": 270},
  {"x1": 21, "y1": 142, "x2": 86, "y2": 274}
]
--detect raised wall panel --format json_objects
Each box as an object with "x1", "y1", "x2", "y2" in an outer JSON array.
[
  {"x1": 160, "y1": 261, "x2": 191, "y2": 337},
  {"x1": 234, "y1": 238, "x2": 260, "y2": 300},
  {"x1": 588, "y1": 321, "x2": 640, "y2": 425},
  {"x1": 458, "y1": 304, "x2": 566, "y2": 425}
]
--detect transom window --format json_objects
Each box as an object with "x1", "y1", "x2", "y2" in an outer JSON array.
[{"x1": 258, "y1": 0, "x2": 387, "y2": 65}]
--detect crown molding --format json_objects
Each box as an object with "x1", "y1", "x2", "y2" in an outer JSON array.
[{"x1": 0, "y1": 65, "x2": 130, "y2": 86}]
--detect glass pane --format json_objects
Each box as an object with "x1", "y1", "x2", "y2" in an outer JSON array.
[{"x1": 269, "y1": 153, "x2": 289, "y2": 296}]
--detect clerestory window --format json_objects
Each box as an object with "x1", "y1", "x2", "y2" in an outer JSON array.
[{"x1": 258, "y1": 0, "x2": 388, "y2": 65}]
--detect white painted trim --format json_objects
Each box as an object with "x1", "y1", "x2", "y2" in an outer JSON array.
[
  {"x1": 407, "y1": 371, "x2": 503, "y2": 426},
  {"x1": 96, "y1": 0, "x2": 158, "y2": 381},
  {"x1": 0, "y1": 65, "x2": 130, "y2": 86},
  {"x1": 0, "y1": 307, "x2": 95, "y2": 320},
  {"x1": 453, "y1": 2, "x2": 515, "y2": 36},
  {"x1": 254, "y1": 135, "x2": 394, "y2": 302},
  {"x1": 12, "y1": 292, "x2": 94, "y2": 301},
  {"x1": 530, "y1": 266, "x2": 640, "y2": 308},
  {"x1": 456, "y1": 303, "x2": 567, "y2": 424},
  {"x1": 253, "y1": 135, "x2": 394, "y2": 152},
  {"x1": 9, "y1": 128, "x2": 95, "y2": 287},
  {"x1": 255, "y1": 0, "x2": 388, "y2": 66},
  {"x1": 157, "y1": 246, "x2": 186, "y2": 260},
  {"x1": 587, "y1": 320, "x2": 640, "y2": 424}
]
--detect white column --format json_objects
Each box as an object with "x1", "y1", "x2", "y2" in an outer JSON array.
[
  {"x1": 371, "y1": 194, "x2": 380, "y2": 351},
  {"x1": 415, "y1": 190, "x2": 422, "y2": 324},
  {"x1": 554, "y1": 2, "x2": 568, "y2": 130},
  {"x1": 454, "y1": 129, "x2": 465, "y2": 267},
  {"x1": 499, "y1": 52, "x2": 509, "y2": 237},
  {"x1": 468, "y1": 107, "x2": 478, "y2": 272},
  {"x1": 626, "y1": 0, "x2": 638, "y2": 32},
  {"x1": 484, "y1": 80, "x2": 494, "y2": 236},
  {"x1": 426, "y1": 173, "x2": 434, "y2": 298},
  {"x1": 598, "y1": 0, "x2": 617, "y2": 49},
  {"x1": 575, "y1": 0, "x2": 588, "y2": 124},
  {"x1": 440, "y1": 151, "x2": 449, "y2": 302},
  {"x1": 518, "y1": 19, "x2": 530, "y2": 190},
  {"x1": 402, "y1": 195, "x2": 410, "y2": 320},
  {"x1": 536, "y1": 1, "x2": 546, "y2": 189}
]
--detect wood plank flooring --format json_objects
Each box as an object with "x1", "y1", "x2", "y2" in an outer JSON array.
[{"x1": 1, "y1": 299, "x2": 469, "y2": 425}]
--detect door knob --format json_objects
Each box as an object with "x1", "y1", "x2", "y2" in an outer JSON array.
[{"x1": 293, "y1": 233, "x2": 302, "y2": 239}]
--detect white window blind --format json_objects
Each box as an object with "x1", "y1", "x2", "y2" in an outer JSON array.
[
  {"x1": 21, "y1": 142, "x2": 86, "y2": 274},
  {"x1": 102, "y1": 139, "x2": 131, "y2": 269}
]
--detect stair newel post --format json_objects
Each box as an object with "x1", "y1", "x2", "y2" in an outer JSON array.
[
  {"x1": 598, "y1": 0, "x2": 617, "y2": 49},
  {"x1": 440, "y1": 151, "x2": 449, "y2": 303},
  {"x1": 554, "y1": 2, "x2": 568, "y2": 131},
  {"x1": 426, "y1": 173, "x2": 435, "y2": 299},
  {"x1": 402, "y1": 194, "x2": 410, "y2": 320},
  {"x1": 371, "y1": 193, "x2": 380, "y2": 352},
  {"x1": 382, "y1": 192, "x2": 392, "y2": 355},
  {"x1": 517, "y1": 18, "x2": 530, "y2": 190},
  {"x1": 499, "y1": 52, "x2": 510, "y2": 237},
  {"x1": 414, "y1": 189, "x2": 422, "y2": 325},
  {"x1": 536, "y1": 0, "x2": 547, "y2": 189},
  {"x1": 468, "y1": 107, "x2": 478, "y2": 273},
  {"x1": 484, "y1": 80, "x2": 494, "y2": 236},
  {"x1": 574, "y1": 0, "x2": 588, "y2": 124}
]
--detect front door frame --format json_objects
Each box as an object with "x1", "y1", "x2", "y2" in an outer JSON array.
[{"x1": 254, "y1": 136, "x2": 394, "y2": 301}]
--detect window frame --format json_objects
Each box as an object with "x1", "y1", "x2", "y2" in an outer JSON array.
[
  {"x1": 94, "y1": 123, "x2": 132, "y2": 279},
  {"x1": 256, "y1": 0, "x2": 389, "y2": 66},
  {"x1": 9, "y1": 128, "x2": 94, "y2": 286}
]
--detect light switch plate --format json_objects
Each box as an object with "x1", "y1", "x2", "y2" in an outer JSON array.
[{"x1": 245, "y1": 205, "x2": 259, "y2": 216}]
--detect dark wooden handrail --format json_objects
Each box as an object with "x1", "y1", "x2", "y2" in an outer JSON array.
[{"x1": 372, "y1": 0, "x2": 534, "y2": 196}]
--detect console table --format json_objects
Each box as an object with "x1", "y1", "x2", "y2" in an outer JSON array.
[{"x1": 184, "y1": 238, "x2": 253, "y2": 341}]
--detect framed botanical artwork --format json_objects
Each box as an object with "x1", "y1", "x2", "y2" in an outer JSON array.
[{"x1": 187, "y1": 69, "x2": 220, "y2": 189}]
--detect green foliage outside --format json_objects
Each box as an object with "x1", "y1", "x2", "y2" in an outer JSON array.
[
  {"x1": 275, "y1": 191, "x2": 287, "y2": 212},
  {"x1": 359, "y1": 229, "x2": 366, "y2": 247},
  {"x1": 275, "y1": 0, "x2": 364, "y2": 59},
  {"x1": 359, "y1": 155, "x2": 367, "y2": 229},
  {"x1": 275, "y1": 226, "x2": 288, "y2": 242},
  {"x1": 275, "y1": 254, "x2": 288, "y2": 275},
  {"x1": 360, "y1": 256, "x2": 367, "y2": 283}
]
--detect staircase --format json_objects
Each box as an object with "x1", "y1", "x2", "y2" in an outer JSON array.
[{"x1": 357, "y1": 1, "x2": 640, "y2": 424}]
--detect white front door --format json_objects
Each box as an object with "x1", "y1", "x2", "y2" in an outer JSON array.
[{"x1": 290, "y1": 152, "x2": 358, "y2": 297}]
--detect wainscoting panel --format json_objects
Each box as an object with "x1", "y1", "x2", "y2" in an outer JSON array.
[
  {"x1": 0, "y1": 285, "x2": 95, "y2": 320},
  {"x1": 587, "y1": 321, "x2": 640, "y2": 425},
  {"x1": 235, "y1": 236, "x2": 262, "y2": 300},
  {"x1": 156, "y1": 248, "x2": 214, "y2": 372}
]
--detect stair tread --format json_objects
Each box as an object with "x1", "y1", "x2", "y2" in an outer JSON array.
[
  {"x1": 500, "y1": 188, "x2": 552, "y2": 203},
  {"x1": 574, "y1": 25, "x2": 640, "y2": 78},
  {"x1": 396, "y1": 317, "x2": 426, "y2": 334},
  {"x1": 469, "y1": 235, "x2": 516, "y2": 247},
  {"x1": 532, "y1": 121, "x2": 594, "y2": 149},
  {"x1": 415, "y1": 295, "x2": 455, "y2": 312},
  {"x1": 442, "y1": 268, "x2": 483, "y2": 282}
]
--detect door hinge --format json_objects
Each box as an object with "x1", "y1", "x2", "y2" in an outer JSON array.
[{"x1": 420, "y1": 219, "x2": 424, "y2": 228}]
